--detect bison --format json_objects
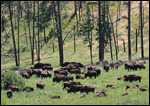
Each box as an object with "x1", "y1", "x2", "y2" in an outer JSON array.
[
  {"x1": 125, "y1": 85, "x2": 132, "y2": 90},
  {"x1": 41, "y1": 71, "x2": 52, "y2": 79},
  {"x1": 63, "y1": 81, "x2": 82, "y2": 89},
  {"x1": 63, "y1": 76, "x2": 74, "y2": 82},
  {"x1": 140, "y1": 88, "x2": 147, "y2": 92},
  {"x1": 6, "y1": 90, "x2": 13, "y2": 99},
  {"x1": 94, "y1": 89, "x2": 107, "y2": 97},
  {"x1": 121, "y1": 92, "x2": 128, "y2": 96},
  {"x1": 123, "y1": 74, "x2": 141, "y2": 82},
  {"x1": 36, "y1": 81, "x2": 45, "y2": 89},
  {"x1": 23, "y1": 86, "x2": 34, "y2": 92},
  {"x1": 70, "y1": 69, "x2": 81, "y2": 74},
  {"x1": 7, "y1": 85, "x2": 19, "y2": 92},
  {"x1": 84, "y1": 71, "x2": 97, "y2": 79},
  {"x1": 103, "y1": 64, "x2": 109, "y2": 72},
  {"x1": 80, "y1": 85, "x2": 95, "y2": 94},
  {"x1": 76, "y1": 74, "x2": 85, "y2": 79},
  {"x1": 53, "y1": 74, "x2": 65, "y2": 83},
  {"x1": 67, "y1": 85, "x2": 84, "y2": 93}
]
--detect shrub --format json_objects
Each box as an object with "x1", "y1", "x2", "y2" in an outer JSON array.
[{"x1": 1, "y1": 71, "x2": 25, "y2": 90}]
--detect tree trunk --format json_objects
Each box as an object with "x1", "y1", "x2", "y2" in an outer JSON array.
[
  {"x1": 32, "y1": 1, "x2": 35, "y2": 64},
  {"x1": 17, "y1": 1, "x2": 20, "y2": 66},
  {"x1": 108, "y1": 11, "x2": 118, "y2": 60},
  {"x1": 74, "y1": 26, "x2": 76, "y2": 53},
  {"x1": 53, "y1": 43, "x2": 55, "y2": 53},
  {"x1": 116, "y1": 6, "x2": 119, "y2": 52},
  {"x1": 140, "y1": 1, "x2": 144, "y2": 58},
  {"x1": 90, "y1": 30, "x2": 93, "y2": 65},
  {"x1": 98, "y1": 1, "x2": 102, "y2": 62},
  {"x1": 57, "y1": 1, "x2": 64, "y2": 66},
  {"x1": 74, "y1": 1, "x2": 79, "y2": 36},
  {"x1": 37, "y1": 1, "x2": 40, "y2": 63},
  {"x1": 136, "y1": 29, "x2": 138, "y2": 52},
  {"x1": 28, "y1": 1, "x2": 33, "y2": 64},
  {"x1": 8, "y1": 1, "x2": 18, "y2": 66},
  {"x1": 128, "y1": 1, "x2": 131, "y2": 60}
]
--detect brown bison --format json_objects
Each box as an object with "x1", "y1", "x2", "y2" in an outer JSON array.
[
  {"x1": 36, "y1": 81, "x2": 45, "y2": 89},
  {"x1": 53, "y1": 74, "x2": 65, "y2": 82},
  {"x1": 121, "y1": 92, "x2": 128, "y2": 96},
  {"x1": 51, "y1": 96, "x2": 61, "y2": 99},
  {"x1": 103, "y1": 64, "x2": 109, "y2": 72},
  {"x1": 109, "y1": 62, "x2": 115, "y2": 69},
  {"x1": 21, "y1": 72, "x2": 30, "y2": 79},
  {"x1": 80, "y1": 85, "x2": 95, "y2": 94},
  {"x1": 42, "y1": 65, "x2": 53, "y2": 71},
  {"x1": 67, "y1": 85, "x2": 84, "y2": 93},
  {"x1": 123, "y1": 74, "x2": 141, "y2": 82},
  {"x1": 84, "y1": 71, "x2": 97, "y2": 79},
  {"x1": 63, "y1": 81, "x2": 82, "y2": 89},
  {"x1": 94, "y1": 89, "x2": 107, "y2": 97},
  {"x1": 63, "y1": 76, "x2": 74, "y2": 82},
  {"x1": 117, "y1": 77, "x2": 124, "y2": 80},
  {"x1": 133, "y1": 84, "x2": 139, "y2": 88},
  {"x1": 140, "y1": 88, "x2": 147, "y2": 92},
  {"x1": 106, "y1": 84, "x2": 117, "y2": 89},
  {"x1": 32, "y1": 69, "x2": 42, "y2": 77},
  {"x1": 40, "y1": 71, "x2": 52, "y2": 79},
  {"x1": 23, "y1": 86, "x2": 34, "y2": 92},
  {"x1": 70, "y1": 69, "x2": 81, "y2": 74},
  {"x1": 76, "y1": 74, "x2": 85, "y2": 79},
  {"x1": 8, "y1": 85, "x2": 19, "y2": 92},
  {"x1": 6, "y1": 90, "x2": 13, "y2": 99},
  {"x1": 125, "y1": 85, "x2": 132, "y2": 90}
]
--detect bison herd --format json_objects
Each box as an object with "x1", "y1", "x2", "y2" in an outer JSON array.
[{"x1": 5, "y1": 60, "x2": 147, "y2": 99}]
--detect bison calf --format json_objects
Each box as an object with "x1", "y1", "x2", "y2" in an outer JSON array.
[{"x1": 36, "y1": 81, "x2": 45, "y2": 89}]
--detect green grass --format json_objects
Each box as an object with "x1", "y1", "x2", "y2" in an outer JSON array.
[{"x1": 1, "y1": 61, "x2": 149, "y2": 105}]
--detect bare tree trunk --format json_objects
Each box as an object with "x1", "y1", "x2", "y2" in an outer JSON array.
[
  {"x1": 37, "y1": 1, "x2": 40, "y2": 63},
  {"x1": 128, "y1": 1, "x2": 131, "y2": 60},
  {"x1": 140, "y1": 1, "x2": 144, "y2": 58},
  {"x1": 108, "y1": 12, "x2": 118, "y2": 60},
  {"x1": 57, "y1": 1, "x2": 64, "y2": 65},
  {"x1": 74, "y1": 26, "x2": 76, "y2": 53},
  {"x1": 28, "y1": 1, "x2": 33, "y2": 64},
  {"x1": 75, "y1": 1, "x2": 79, "y2": 36},
  {"x1": 17, "y1": 1, "x2": 20, "y2": 66},
  {"x1": 32, "y1": 1, "x2": 35, "y2": 64},
  {"x1": 136, "y1": 29, "x2": 138, "y2": 52},
  {"x1": 116, "y1": 6, "x2": 119, "y2": 52},
  {"x1": 53, "y1": 43, "x2": 55, "y2": 53},
  {"x1": 8, "y1": 1, "x2": 18, "y2": 66}
]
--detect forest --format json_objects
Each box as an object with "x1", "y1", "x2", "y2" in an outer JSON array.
[{"x1": 1, "y1": 1, "x2": 149, "y2": 105}]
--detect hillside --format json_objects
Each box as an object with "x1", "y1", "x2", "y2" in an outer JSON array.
[{"x1": 1, "y1": 1, "x2": 149, "y2": 70}]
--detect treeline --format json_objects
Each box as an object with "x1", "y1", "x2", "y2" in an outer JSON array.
[{"x1": 1, "y1": 1, "x2": 145, "y2": 67}]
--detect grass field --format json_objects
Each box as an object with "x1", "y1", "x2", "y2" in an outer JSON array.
[{"x1": 1, "y1": 61, "x2": 149, "y2": 105}]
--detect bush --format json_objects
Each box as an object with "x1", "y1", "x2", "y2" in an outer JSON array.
[{"x1": 1, "y1": 71, "x2": 25, "y2": 90}]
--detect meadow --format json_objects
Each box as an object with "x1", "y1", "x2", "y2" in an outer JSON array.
[{"x1": 1, "y1": 61, "x2": 149, "y2": 105}]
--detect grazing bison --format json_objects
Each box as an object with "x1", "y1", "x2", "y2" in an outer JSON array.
[
  {"x1": 21, "y1": 72, "x2": 30, "y2": 79},
  {"x1": 42, "y1": 65, "x2": 53, "y2": 71},
  {"x1": 63, "y1": 81, "x2": 82, "y2": 89},
  {"x1": 53, "y1": 74, "x2": 65, "y2": 83},
  {"x1": 63, "y1": 76, "x2": 74, "y2": 82},
  {"x1": 121, "y1": 92, "x2": 128, "y2": 96},
  {"x1": 32, "y1": 69, "x2": 42, "y2": 77},
  {"x1": 34, "y1": 63, "x2": 45, "y2": 69},
  {"x1": 106, "y1": 84, "x2": 117, "y2": 89},
  {"x1": 8, "y1": 86, "x2": 19, "y2": 92},
  {"x1": 123, "y1": 74, "x2": 141, "y2": 82},
  {"x1": 61, "y1": 62, "x2": 70, "y2": 67},
  {"x1": 125, "y1": 85, "x2": 132, "y2": 90},
  {"x1": 94, "y1": 89, "x2": 107, "y2": 97},
  {"x1": 117, "y1": 77, "x2": 124, "y2": 80},
  {"x1": 41, "y1": 71, "x2": 52, "y2": 79},
  {"x1": 80, "y1": 94, "x2": 86, "y2": 98},
  {"x1": 23, "y1": 86, "x2": 34, "y2": 92},
  {"x1": 140, "y1": 88, "x2": 147, "y2": 92},
  {"x1": 76, "y1": 74, "x2": 85, "y2": 79},
  {"x1": 84, "y1": 71, "x2": 97, "y2": 79},
  {"x1": 103, "y1": 64, "x2": 109, "y2": 72},
  {"x1": 80, "y1": 85, "x2": 95, "y2": 94},
  {"x1": 70, "y1": 69, "x2": 81, "y2": 74},
  {"x1": 93, "y1": 67, "x2": 101, "y2": 76},
  {"x1": 6, "y1": 90, "x2": 13, "y2": 99},
  {"x1": 36, "y1": 81, "x2": 45, "y2": 89},
  {"x1": 67, "y1": 85, "x2": 84, "y2": 93},
  {"x1": 133, "y1": 84, "x2": 139, "y2": 88},
  {"x1": 109, "y1": 62, "x2": 115, "y2": 69},
  {"x1": 51, "y1": 96, "x2": 61, "y2": 99}
]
